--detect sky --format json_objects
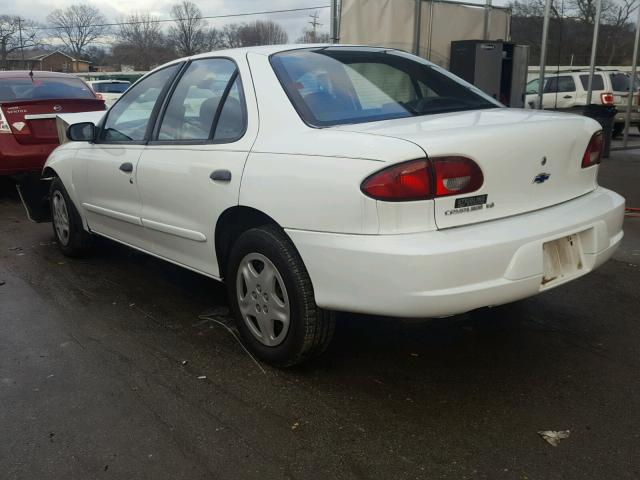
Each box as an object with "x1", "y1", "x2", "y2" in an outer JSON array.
[
  {"x1": 1, "y1": 0, "x2": 510, "y2": 43},
  {"x1": 1, "y1": 0, "x2": 336, "y2": 42}
]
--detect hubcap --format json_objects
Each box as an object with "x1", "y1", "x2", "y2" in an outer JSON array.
[
  {"x1": 236, "y1": 253, "x2": 290, "y2": 347},
  {"x1": 52, "y1": 191, "x2": 70, "y2": 246}
]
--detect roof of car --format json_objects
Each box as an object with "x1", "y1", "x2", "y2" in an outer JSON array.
[
  {"x1": 190, "y1": 43, "x2": 333, "y2": 60},
  {"x1": 0, "y1": 70, "x2": 81, "y2": 79}
]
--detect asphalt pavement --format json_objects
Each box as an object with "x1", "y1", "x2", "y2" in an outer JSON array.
[{"x1": 1, "y1": 152, "x2": 639, "y2": 480}]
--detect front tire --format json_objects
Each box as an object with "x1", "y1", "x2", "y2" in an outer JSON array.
[
  {"x1": 50, "y1": 177, "x2": 92, "y2": 257},
  {"x1": 227, "y1": 225, "x2": 335, "y2": 367}
]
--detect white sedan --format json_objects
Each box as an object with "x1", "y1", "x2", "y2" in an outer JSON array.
[{"x1": 36, "y1": 45, "x2": 624, "y2": 366}]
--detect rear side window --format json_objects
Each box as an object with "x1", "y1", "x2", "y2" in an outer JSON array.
[
  {"x1": 157, "y1": 58, "x2": 245, "y2": 142},
  {"x1": 0, "y1": 77, "x2": 95, "y2": 101},
  {"x1": 544, "y1": 76, "x2": 575, "y2": 93},
  {"x1": 92, "y1": 82, "x2": 130, "y2": 94},
  {"x1": 609, "y1": 73, "x2": 631, "y2": 91},
  {"x1": 579, "y1": 74, "x2": 605, "y2": 90}
]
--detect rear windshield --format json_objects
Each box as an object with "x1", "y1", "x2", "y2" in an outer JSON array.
[
  {"x1": 92, "y1": 82, "x2": 130, "y2": 94},
  {"x1": 0, "y1": 77, "x2": 95, "y2": 102},
  {"x1": 270, "y1": 48, "x2": 498, "y2": 127}
]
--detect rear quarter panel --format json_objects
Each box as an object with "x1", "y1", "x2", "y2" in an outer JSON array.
[{"x1": 242, "y1": 52, "x2": 429, "y2": 234}]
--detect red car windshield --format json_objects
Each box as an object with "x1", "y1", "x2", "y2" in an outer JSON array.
[{"x1": 0, "y1": 77, "x2": 95, "y2": 102}]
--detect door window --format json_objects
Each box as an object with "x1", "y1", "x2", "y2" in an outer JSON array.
[
  {"x1": 213, "y1": 77, "x2": 246, "y2": 142},
  {"x1": 526, "y1": 79, "x2": 539, "y2": 95},
  {"x1": 157, "y1": 58, "x2": 243, "y2": 142},
  {"x1": 544, "y1": 76, "x2": 576, "y2": 93},
  {"x1": 579, "y1": 74, "x2": 605, "y2": 91},
  {"x1": 100, "y1": 64, "x2": 180, "y2": 142}
]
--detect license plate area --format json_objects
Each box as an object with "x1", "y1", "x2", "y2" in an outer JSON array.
[{"x1": 542, "y1": 234, "x2": 584, "y2": 287}]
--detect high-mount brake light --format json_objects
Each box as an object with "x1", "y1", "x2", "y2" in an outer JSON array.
[
  {"x1": 582, "y1": 131, "x2": 603, "y2": 168},
  {"x1": 361, "y1": 156, "x2": 484, "y2": 201}
]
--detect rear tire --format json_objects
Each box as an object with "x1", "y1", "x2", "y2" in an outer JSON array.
[
  {"x1": 50, "y1": 177, "x2": 92, "y2": 257},
  {"x1": 227, "y1": 225, "x2": 335, "y2": 367},
  {"x1": 612, "y1": 124, "x2": 624, "y2": 138}
]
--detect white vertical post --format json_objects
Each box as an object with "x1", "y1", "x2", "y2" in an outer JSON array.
[
  {"x1": 623, "y1": 5, "x2": 640, "y2": 147},
  {"x1": 586, "y1": 0, "x2": 603, "y2": 104},
  {"x1": 483, "y1": 0, "x2": 492, "y2": 40},
  {"x1": 537, "y1": 0, "x2": 553, "y2": 109}
]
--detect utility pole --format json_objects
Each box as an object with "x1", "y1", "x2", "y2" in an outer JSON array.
[
  {"x1": 330, "y1": 0, "x2": 339, "y2": 43},
  {"x1": 18, "y1": 17, "x2": 25, "y2": 62},
  {"x1": 308, "y1": 11, "x2": 321, "y2": 42}
]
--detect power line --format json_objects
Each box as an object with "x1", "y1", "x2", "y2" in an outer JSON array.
[{"x1": 32, "y1": 5, "x2": 331, "y2": 31}]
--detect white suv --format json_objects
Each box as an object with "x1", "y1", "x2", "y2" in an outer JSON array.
[{"x1": 525, "y1": 70, "x2": 640, "y2": 136}]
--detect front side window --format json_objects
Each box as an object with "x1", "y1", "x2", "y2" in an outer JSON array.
[
  {"x1": 100, "y1": 64, "x2": 180, "y2": 142},
  {"x1": 271, "y1": 48, "x2": 498, "y2": 127},
  {"x1": 526, "y1": 79, "x2": 539, "y2": 95},
  {"x1": 158, "y1": 58, "x2": 239, "y2": 141}
]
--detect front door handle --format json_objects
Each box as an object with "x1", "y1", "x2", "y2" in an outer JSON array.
[
  {"x1": 119, "y1": 162, "x2": 133, "y2": 173},
  {"x1": 210, "y1": 169, "x2": 232, "y2": 182},
  {"x1": 563, "y1": 95, "x2": 573, "y2": 99}
]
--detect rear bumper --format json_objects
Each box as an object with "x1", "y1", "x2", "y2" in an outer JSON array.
[
  {"x1": 0, "y1": 134, "x2": 56, "y2": 176},
  {"x1": 286, "y1": 187, "x2": 625, "y2": 318}
]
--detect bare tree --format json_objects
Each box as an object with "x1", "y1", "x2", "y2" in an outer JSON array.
[
  {"x1": 297, "y1": 30, "x2": 331, "y2": 43},
  {"x1": 204, "y1": 27, "x2": 227, "y2": 51},
  {"x1": 168, "y1": 0, "x2": 206, "y2": 56},
  {"x1": 47, "y1": 4, "x2": 108, "y2": 59},
  {"x1": 237, "y1": 20, "x2": 288, "y2": 46},
  {"x1": 0, "y1": 15, "x2": 38, "y2": 69},
  {"x1": 113, "y1": 13, "x2": 172, "y2": 70}
]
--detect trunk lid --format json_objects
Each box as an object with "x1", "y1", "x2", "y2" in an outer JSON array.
[
  {"x1": 336, "y1": 108, "x2": 600, "y2": 229},
  {"x1": 1, "y1": 98, "x2": 105, "y2": 145}
]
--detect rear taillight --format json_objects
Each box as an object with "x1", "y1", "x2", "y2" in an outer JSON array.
[
  {"x1": 361, "y1": 156, "x2": 484, "y2": 201},
  {"x1": 361, "y1": 159, "x2": 431, "y2": 201},
  {"x1": 600, "y1": 92, "x2": 614, "y2": 105},
  {"x1": 582, "y1": 131, "x2": 603, "y2": 168},
  {"x1": 0, "y1": 108, "x2": 11, "y2": 134},
  {"x1": 95, "y1": 93, "x2": 104, "y2": 100},
  {"x1": 432, "y1": 156, "x2": 484, "y2": 197}
]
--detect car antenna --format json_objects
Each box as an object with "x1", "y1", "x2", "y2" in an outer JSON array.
[{"x1": 28, "y1": 66, "x2": 34, "y2": 83}]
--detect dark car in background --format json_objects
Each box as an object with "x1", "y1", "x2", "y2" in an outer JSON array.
[{"x1": 0, "y1": 71, "x2": 105, "y2": 176}]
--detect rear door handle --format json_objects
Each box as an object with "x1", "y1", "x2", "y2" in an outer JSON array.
[
  {"x1": 119, "y1": 162, "x2": 133, "y2": 173},
  {"x1": 563, "y1": 95, "x2": 573, "y2": 99},
  {"x1": 210, "y1": 169, "x2": 232, "y2": 182}
]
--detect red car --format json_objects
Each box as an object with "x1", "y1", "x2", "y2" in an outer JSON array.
[{"x1": 0, "y1": 71, "x2": 105, "y2": 176}]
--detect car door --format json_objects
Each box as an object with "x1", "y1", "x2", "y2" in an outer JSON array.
[
  {"x1": 78, "y1": 63, "x2": 182, "y2": 249},
  {"x1": 542, "y1": 75, "x2": 577, "y2": 109},
  {"x1": 137, "y1": 57, "x2": 258, "y2": 277},
  {"x1": 577, "y1": 73, "x2": 605, "y2": 105}
]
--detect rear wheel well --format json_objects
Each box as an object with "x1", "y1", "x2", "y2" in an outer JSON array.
[
  {"x1": 42, "y1": 167, "x2": 57, "y2": 178},
  {"x1": 215, "y1": 206, "x2": 279, "y2": 280}
]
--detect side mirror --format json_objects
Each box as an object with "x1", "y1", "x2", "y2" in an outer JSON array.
[{"x1": 67, "y1": 122, "x2": 96, "y2": 142}]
